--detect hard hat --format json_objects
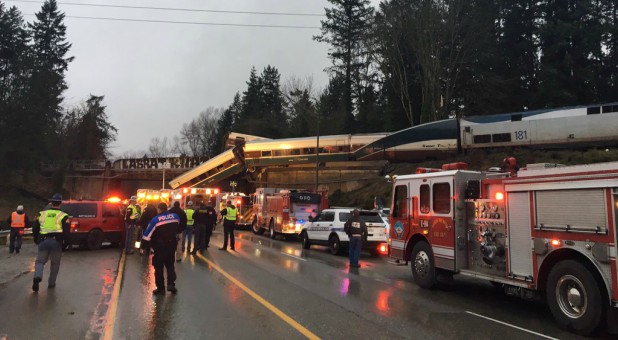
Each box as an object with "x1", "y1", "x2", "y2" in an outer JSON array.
[
  {"x1": 188, "y1": 201, "x2": 194, "y2": 206},
  {"x1": 130, "y1": 195, "x2": 137, "y2": 201},
  {"x1": 16, "y1": 205, "x2": 24, "y2": 211},
  {"x1": 49, "y1": 193, "x2": 63, "y2": 202}
]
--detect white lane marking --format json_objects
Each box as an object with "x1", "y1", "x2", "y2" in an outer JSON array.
[
  {"x1": 466, "y1": 311, "x2": 559, "y2": 340},
  {"x1": 280, "y1": 252, "x2": 307, "y2": 261}
]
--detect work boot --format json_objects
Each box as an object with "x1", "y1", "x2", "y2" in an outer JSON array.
[
  {"x1": 190, "y1": 249, "x2": 197, "y2": 255},
  {"x1": 152, "y1": 288, "x2": 166, "y2": 295},
  {"x1": 167, "y1": 284, "x2": 178, "y2": 294},
  {"x1": 218, "y1": 247, "x2": 226, "y2": 251},
  {"x1": 48, "y1": 284, "x2": 56, "y2": 289},
  {"x1": 15, "y1": 249, "x2": 20, "y2": 254},
  {"x1": 32, "y1": 277, "x2": 42, "y2": 292}
]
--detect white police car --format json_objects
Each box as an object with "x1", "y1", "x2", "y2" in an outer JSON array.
[{"x1": 300, "y1": 208, "x2": 389, "y2": 255}]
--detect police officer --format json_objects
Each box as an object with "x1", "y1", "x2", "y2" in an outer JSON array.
[
  {"x1": 182, "y1": 201, "x2": 195, "y2": 252},
  {"x1": 32, "y1": 193, "x2": 70, "y2": 292},
  {"x1": 141, "y1": 202, "x2": 180, "y2": 295},
  {"x1": 191, "y1": 201, "x2": 217, "y2": 254},
  {"x1": 169, "y1": 201, "x2": 187, "y2": 261},
  {"x1": 219, "y1": 200, "x2": 237, "y2": 251},
  {"x1": 124, "y1": 196, "x2": 141, "y2": 254},
  {"x1": 7, "y1": 205, "x2": 31, "y2": 254},
  {"x1": 344, "y1": 209, "x2": 367, "y2": 268}
]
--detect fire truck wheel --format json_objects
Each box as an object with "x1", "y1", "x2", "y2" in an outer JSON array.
[
  {"x1": 87, "y1": 229, "x2": 103, "y2": 250},
  {"x1": 411, "y1": 242, "x2": 436, "y2": 289},
  {"x1": 546, "y1": 260, "x2": 604, "y2": 335},
  {"x1": 269, "y1": 220, "x2": 276, "y2": 239},
  {"x1": 329, "y1": 235, "x2": 341, "y2": 255},
  {"x1": 252, "y1": 221, "x2": 264, "y2": 235},
  {"x1": 301, "y1": 231, "x2": 311, "y2": 249}
]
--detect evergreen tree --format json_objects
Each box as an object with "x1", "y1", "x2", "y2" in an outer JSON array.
[
  {"x1": 0, "y1": 4, "x2": 32, "y2": 170},
  {"x1": 260, "y1": 65, "x2": 286, "y2": 138},
  {"x1": 28, "y1": 0, "x2": 74, "y2": 161},
  {"x1": 314, "y1": 0, "x2": 375, "y2": 132},
  {"x1": 68, "y1": 95, "x2": 117, "y2": 160},
  {"x1": 287, "y1": 89, "x2": 316, "y2": 137},
  {"x1": 213, "y1": 93, "x2": 241, "y2": 153},
  {"x1": 315, "y1": 75, "x2": 347, "y2": 135}
]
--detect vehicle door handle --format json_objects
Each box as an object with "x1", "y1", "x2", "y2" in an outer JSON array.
[{"x1": 329, "y1": 224, "x2": 333, "y2": 226}]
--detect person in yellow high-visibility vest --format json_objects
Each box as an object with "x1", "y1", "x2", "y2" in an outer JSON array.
[
  {"x1": 32, "y1": 193, "x2": 70, "y2": 292},
  {"x1": 124, "y1": 196, "x2": 141, "y2": 254},
  {"x1": 182, "y1": 201, "x2": 195, "y2": 252},
  {"x1": 218, "y1": 200, "x2": 237, "y2": 251},
  {"x1": 6, "y1": 205, "x2": 31, "y2": 254}
]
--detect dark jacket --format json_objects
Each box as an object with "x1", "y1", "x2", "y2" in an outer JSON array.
[
  {"x1": 6, "y1": 211, "x2": 31, "y2": 229},
  {"x1": 344, "y1": 215, "x2": 368, "y2": 238},
  {"x1": 142, "y1": 212, "x2": 180, "y2": 251},
  {"x1": 139, "y1": 205, "x2": 158, "y2": 229},
  {"x1": 193, "y1": 205, "x2": 217, "y2": 226},
  {"x1": 168, "y1": 206, "x2": 187, "y2": 233}
]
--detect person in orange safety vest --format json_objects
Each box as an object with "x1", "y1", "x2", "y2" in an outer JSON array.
[{"x1": 6, "y1": 205, "x2": 31, "y2": 254}]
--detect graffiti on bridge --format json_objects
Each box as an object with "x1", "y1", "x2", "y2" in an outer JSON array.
[{"x1": 114, "y1": 157, "x2": 208, "y2": 170}]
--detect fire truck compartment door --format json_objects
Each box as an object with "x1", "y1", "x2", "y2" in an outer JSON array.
[{"x1": 507, "y1": 192, "x2": 533, "y2": 279}]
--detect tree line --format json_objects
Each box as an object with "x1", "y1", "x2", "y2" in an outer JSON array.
[
  {"x1": 0, "y1": 0, "x2": 116, "y2": 174},
  {"x1": 169, "y1": 0, "x2": 618, "y2": 158}
]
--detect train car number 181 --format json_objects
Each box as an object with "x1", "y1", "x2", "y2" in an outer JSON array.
[{"x1": 514, "y1": 130, "x2": 528, "y2": 140}]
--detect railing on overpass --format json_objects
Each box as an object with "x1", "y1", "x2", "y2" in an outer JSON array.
[{"x1": 40, "y1": 157, "x2": 209, "y2": 174}]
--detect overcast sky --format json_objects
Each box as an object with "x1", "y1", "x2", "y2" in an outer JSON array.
[{"x1": 7, "y1": 0, "x2": 382, "y2": 157}]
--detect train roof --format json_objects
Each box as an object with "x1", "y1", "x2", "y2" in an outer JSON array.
[
  {"x1": 461, "y1": 102, "x2": 618, "y2": 124},
  {"x1": 244, "y1": 133, "x2": 387, "y2": 150},
  {"x1": 355, "y1": 119, "x2": 458, "y2": 152}
]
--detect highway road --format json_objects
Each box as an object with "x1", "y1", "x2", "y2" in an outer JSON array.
[{"x1": 0, "y1": 229, "x2": 596, "y2": 339}]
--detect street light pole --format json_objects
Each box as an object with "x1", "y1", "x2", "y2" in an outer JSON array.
[{"x1": 315, "y1": 112, "x2": 320, "y2": 192}]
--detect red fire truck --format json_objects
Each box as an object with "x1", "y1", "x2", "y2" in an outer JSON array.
[
  {"x1": 387, "y1": 161, "x2": 618, "y2": 335},
  {"x1": 252, "y1": 189, "x2": 328, "y2": 239}
]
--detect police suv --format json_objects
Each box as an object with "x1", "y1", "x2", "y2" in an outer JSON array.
[{"x1": 300, "y1": 208, "x2": 389, "y2": 256}]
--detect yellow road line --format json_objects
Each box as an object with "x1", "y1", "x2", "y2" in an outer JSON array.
[
  {"x1": 102, "y1": 251, "x2": 126, "y2": 340},
  {"x1": 196, "y1": 253, "x2": 320, "y2": 340}
]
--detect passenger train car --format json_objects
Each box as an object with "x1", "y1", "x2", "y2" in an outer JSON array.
[
  {"x1": 460, "y1": 102, "x2": 618, "y2": 149},
  {"x1": 170, "y1": 102, "x2": 618, "y2": 189}
]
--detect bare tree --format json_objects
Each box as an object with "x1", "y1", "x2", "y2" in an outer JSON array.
[
  {"x1": 148, "y1": 137, "x2": 170, "y2": 157},
  {"x1": 180, "y1": 107, "x2": 223, "y2": 158}
]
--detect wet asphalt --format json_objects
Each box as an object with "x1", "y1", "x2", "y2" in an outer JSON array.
[{"x1": 0, "y1": 229, "x2": 595, "y2": 339}]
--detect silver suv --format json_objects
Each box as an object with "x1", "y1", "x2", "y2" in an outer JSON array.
[{"x1": 300, "y1": 208, "x2": 388, "y2": 255}]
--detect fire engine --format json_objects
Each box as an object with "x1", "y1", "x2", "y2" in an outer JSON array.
[
  {"x1": 387, "y1": 160, "x2": 618, "y2": 335},
  {"x1": 252, "y1": 189, "x2": 328, "y2": 239}
]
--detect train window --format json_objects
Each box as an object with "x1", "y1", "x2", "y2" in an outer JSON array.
[
  {"x1": 588, "y1": 106, "x2": 601, "y2": 115},
  {"x1": 303, "y1": 148, "x2": 315, "y2": 154},
  {"x1": 492, "y1": 133, "x2": 511, "y2": 143},
  {"x1": 511, "y1": 114, "x2": 522, "y2": 121},
  {"x1": 261, "y1": 151, "x2": 272, "y2": 157},
  {"x1": 473, "y1": 134, "x2": 491, "y2": 144},
  {"x1": 420, "y1": 185, "x2": 430, "y2": 214},
  {"x1": 393, "y1": 185, "x2": 408, "y2": 218},
  {"x1": 433, "y1": 183, "x2": 451, "y2": 214}
]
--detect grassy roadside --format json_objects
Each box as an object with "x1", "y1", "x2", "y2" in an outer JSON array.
[{"x1": 329, "y1": 147, "x2": 618, "y2": 209}]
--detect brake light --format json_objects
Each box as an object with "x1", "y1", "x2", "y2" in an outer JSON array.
[
  {"x1": 551, "y1": 239, "x2": 561, "y2": 247},
  {"x1": 378, "y1": 244, "x2": 388, "y2": 255},
  {"x1": 237, "y1": 199, "x2": 242, "y2": 205},
  {"x1": 70, "y1": 221, "x2": 79, "y2": 231}
]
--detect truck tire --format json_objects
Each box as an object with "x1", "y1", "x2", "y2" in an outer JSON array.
[
  {"x1": 87, "y1": 229, "x2": 103, "y2": 250},
  {"x1": 329, "y1": 235, "x2": 341, "y2": 255},
  {"x1": 269, "y1": 220, "x2": 276, "y2": 239},
  {"x1": 411, "y1": 241, "x2": 436, "y2": 289},
  {"x1": 301, "y1": 231, "x2": 311, "y2": 249},
  {"x1": 546, "y1": 260, "x2": 604, "y2": 335},
  {"x1": 252, "y1": 220, "x2": 264, "y2": 235}
]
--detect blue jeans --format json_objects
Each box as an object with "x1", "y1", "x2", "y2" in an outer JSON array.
[
  {"x1": 349, "y1": 236, "x2": 362, "y2": 266},
  {"x1": 9, "y1": 228, "x2": 23, "y2": 253},
  {"x1": 182, "y1": 226, "x2": 194, "y2": 251}
]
